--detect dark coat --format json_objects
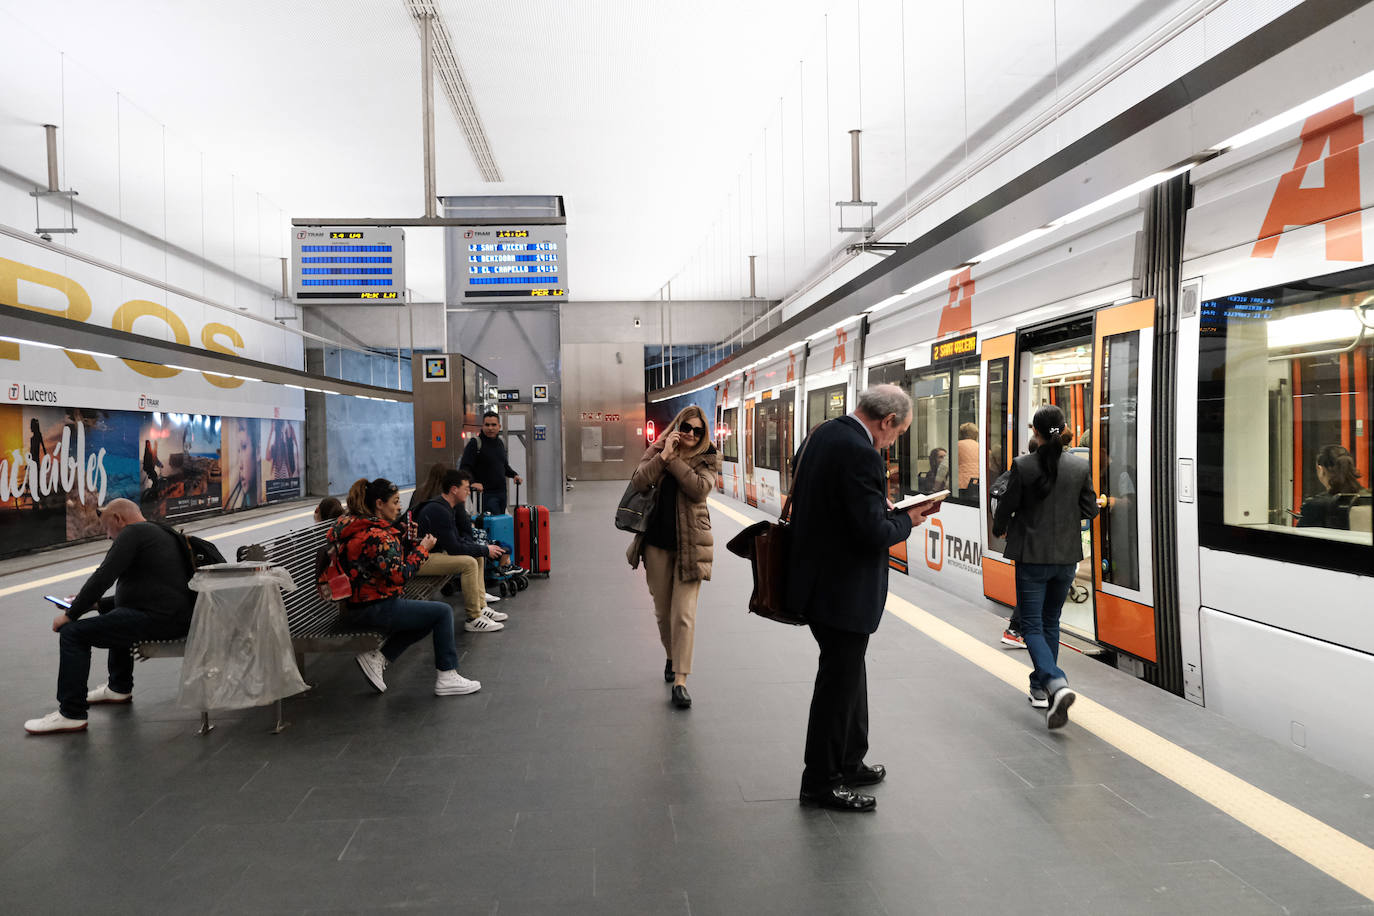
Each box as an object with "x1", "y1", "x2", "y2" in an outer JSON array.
[
  {"x1": 785, "y1": 416, "x2": 913, "y2": 635},
  {"x1": 459, "y1": 433, "x2": 517, "y2": 493},
  {"x1": 992, "y1": 451, "x2": 1099, "y2": 564}
]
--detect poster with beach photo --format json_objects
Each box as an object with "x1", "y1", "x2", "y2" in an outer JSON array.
[
  {"x1": 63, "y1": 408, "x2": 142, "y2": 542},
  {"x1": 138, "y1": 413, "x2": 223, "y2": 519}
]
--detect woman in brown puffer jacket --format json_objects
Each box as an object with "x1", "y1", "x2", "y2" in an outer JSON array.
[{"x1": 627, "y1": 404, "x2": 719, "y2": 709}]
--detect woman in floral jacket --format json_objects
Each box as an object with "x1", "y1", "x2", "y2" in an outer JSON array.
[{"x1": 329, "y1": 477, "x2": 480, "y2": 697}]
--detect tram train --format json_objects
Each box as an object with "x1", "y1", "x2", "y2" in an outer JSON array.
[{"x1": 701, "y1": 93, "x2": 1374, "y2": 784}]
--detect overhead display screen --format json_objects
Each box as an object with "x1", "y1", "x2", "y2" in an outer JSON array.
[
  {"x1": 459, "y1": 224, "x2": 567, "y2": 303},
  {"x1": 291, "y1": 226, "x2": 406, "y2": 304}
]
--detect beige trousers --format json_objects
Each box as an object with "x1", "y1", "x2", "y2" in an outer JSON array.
[
  {"x1": 642, "y1": 544, "x2": 701, "y2": 676},
  {"x1": 419, "y1": 553, "x2": 486, "y2": 620}
]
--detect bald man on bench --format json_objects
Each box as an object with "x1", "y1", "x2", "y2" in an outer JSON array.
[{"x1": 25, "y1": 498, "x2": 196, "y2": 735}]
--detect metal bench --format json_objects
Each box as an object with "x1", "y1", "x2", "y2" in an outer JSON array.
[{"x1": 135, "y1": 520, "x2": 452, "y2": 734}]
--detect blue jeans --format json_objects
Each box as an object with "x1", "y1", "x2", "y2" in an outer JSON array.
[
  {"x1": 57, "y1": 604, "x2": 189, "y2": 719},
  {"x1": 481, "y1": 490, "x2": 507, "y2": 515},
  {"x1": 344, "y1": 596, "x2": 458, "y2": 671},
  {"x1": 1014, "y1": 563, "x2": 1076, "y2": 691}
]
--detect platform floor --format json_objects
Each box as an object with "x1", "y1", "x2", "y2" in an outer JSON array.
[{"x1": 1, "y1": 482, "x2": 1372, "y2": 914}]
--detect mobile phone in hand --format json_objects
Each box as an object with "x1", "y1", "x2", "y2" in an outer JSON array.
[{"x1": 44, "y1": 595, "x2": 73, "y2": 610}]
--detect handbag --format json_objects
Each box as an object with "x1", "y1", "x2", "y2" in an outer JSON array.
[
  {"x1": 724, "y1": 437, "x2": 812, "y2": 626},
  {"x1": 314, "y1": 543, "x2": 352, "y2": 602},
  {"x1": 615, "y1": 479, "x2": 658, "y2": 533}
]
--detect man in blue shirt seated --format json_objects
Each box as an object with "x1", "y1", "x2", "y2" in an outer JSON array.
[
  {"x1": 26, "y1": 498, "x2": 196, "y2": 735},
  {"x1": 414, "y1": 469, "x2": 509, "y2": 634}
]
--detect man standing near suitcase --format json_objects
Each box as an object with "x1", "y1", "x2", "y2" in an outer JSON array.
[
  {"x1": 786, "y1": 385, "x2": 939, "y2": 812},
  {"x1": 461, "y1": 411, "x2": 522, "y2": 515}
]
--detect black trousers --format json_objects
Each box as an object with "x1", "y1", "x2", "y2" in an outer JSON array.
[
  {"x1": 802, "y1": 620, "x2": 870, "y2": 792},
  {"x1": 57, "y1": 604, "x2": 188, "y2": 719}
]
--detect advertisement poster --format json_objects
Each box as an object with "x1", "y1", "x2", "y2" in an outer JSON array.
[
  {"x1": 0, "y1": 406, "x2": 71, "y2": 553},
  {"x1": 64, "y1": 409, "x2": 141, "y2": 541},
  {"x1": 0, "y1": 398, "x2": 301, "y2": 558},
  {"x1": 223, "y1": 416, "x2": 265, "y2": 511},
  {"x1": 262, "y1": 419, "x2": 302, "y2": 504},
  {"x1": 138, "y1": 413, "x2": 222, "y2": 519}
]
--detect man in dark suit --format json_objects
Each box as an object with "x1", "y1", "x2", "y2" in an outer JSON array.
[{"x1": 787, "y1": 384, "x2": 939, "y2": 811}]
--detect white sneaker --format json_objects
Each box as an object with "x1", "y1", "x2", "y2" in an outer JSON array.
[
  {"x1": 87, "y1": 684, "x2": 133, "y2": 705},
  {"x1": 356, "y1": 649, "x2": 388, "y2": 693},
  {"x1": 482, "y1": 607, "x2": 509, "y2": 623},
  {"x1": 483, "y1": 592, "x2": 501, "y2": 603},
  {"x1": 464, "y1": 615, "x2": 505, "y2": 633},
  {"x1": 434, "y1": 670, "x2": 481, "y2": 696},
  {"x1": 25, "y1": 711, "x2": 88, "y2": 735}
]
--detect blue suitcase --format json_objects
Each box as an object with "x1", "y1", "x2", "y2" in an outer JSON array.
[{"x1": 480, "y1": 512, "x2": 514, "y2": 551}]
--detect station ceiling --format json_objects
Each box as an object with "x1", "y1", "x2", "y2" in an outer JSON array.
[{"x1": 2, "y1": 0, "x2": 1216, "y2": 306}]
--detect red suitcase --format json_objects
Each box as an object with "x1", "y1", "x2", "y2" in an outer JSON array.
[{"x1": 513, "y1": 486, "x2": 551, "y2": 576}]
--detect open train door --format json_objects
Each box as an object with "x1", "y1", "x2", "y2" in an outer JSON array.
[
  {"x1": 981, "y1": 333, "x2": 1017, "y2": 605},
  {"x1": 1091, "y1": 299, "x2": 1158, "y2": 663}
]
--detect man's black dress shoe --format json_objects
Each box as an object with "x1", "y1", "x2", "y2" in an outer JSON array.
[
  {"x1": 671, "y1": 685, "x2": 691, "y2": 708},
  {"x1": 799, "y1": 785, "x2": 876, "y2": 812},
  {"x1": 845, "y1": 763, "x2": 886, "y2": 787},
  {"x1": 664, "y1": 659, "x2": 674, "y2": 683}
]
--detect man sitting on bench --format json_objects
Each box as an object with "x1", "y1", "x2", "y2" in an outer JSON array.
[
  {"x1": 414, "y1": 469, "x2": 509, "y2": 634},
  {"x1": 25, "y1": 498, "x2": 195, "y2": 735}
]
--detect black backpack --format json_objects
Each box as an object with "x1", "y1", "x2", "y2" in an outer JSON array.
[{"x1": 153, "y1": 522, "x2": 227, "y2": 579}]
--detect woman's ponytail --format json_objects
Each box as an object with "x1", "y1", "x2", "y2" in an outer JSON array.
[
  {"x1": 345, "y1": 478, "x2": 369, "y2": 517},
  {"x1": 1031, "y1": 405, "x2": 1067, "y2": 499}
]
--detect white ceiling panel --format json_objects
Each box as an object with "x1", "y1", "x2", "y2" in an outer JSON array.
[{"x1": 0, "y1": 0, "x2": 1300, "y2": 310}]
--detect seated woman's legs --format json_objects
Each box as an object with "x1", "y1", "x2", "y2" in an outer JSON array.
[{"x1": 352, "y1": 597, "x2": 459, "y2": 670}]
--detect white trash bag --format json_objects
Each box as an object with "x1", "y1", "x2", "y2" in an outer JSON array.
[{"x1": 178, "y1": 565, "x2": 308, "y2": 711}]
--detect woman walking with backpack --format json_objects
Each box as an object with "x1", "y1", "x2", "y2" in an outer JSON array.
[
  {"x1": 626, "y1": 406, "x2": 719, "y2": 710},
  {"x1": 992, "y1": 405, "x2": 1099, "y2": 729}
]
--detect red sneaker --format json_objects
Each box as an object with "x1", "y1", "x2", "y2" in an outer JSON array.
[{"x1": 1001, "y1": 628, "x2": 1026, "y2": 649}]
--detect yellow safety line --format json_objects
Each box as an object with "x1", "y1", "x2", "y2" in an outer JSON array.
[{"x1": 707, "y1": 496, "x2": 1374, "y2": 902}]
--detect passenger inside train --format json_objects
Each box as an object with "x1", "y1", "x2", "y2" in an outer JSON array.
[{"x1": 1298, "y1": 444, "x2": 1372, "y2": 530}]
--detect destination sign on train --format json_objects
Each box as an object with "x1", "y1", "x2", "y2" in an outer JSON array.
[{"x1": 931, "y1": 332, "x2": 977, "y2": 364}]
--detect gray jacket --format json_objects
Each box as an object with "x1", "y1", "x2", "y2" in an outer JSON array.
[{"x1": 992, "y1": 451, "x2": 1099, "y2": 565}]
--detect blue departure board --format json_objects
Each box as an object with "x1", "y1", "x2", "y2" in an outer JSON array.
[
  {"x1": 458, "y1": 225, "x2": 567, "y2": 303},
  {"x1": 291, "y1": 226, "x2": 406, "y2": 304}
]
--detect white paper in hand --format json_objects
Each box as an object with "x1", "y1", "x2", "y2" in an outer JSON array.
[{"x1": 892, "y1": 490, "x2": 949, "y2": 512}]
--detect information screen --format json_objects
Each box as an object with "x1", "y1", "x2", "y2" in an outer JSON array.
[
  {"x1": 459, "y1": 225, "x2": 567, "y2": 303},
  {"x1": 291, "y1": 226, "x2": 406, "y2": 304}
]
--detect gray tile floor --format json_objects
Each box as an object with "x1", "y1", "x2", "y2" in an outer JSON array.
[{"x1": 1, "y1": 483, "x2": 1372, "y2": 914}]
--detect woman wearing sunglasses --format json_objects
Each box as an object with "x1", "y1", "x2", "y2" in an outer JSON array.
[{"x1": 626, "y1": 405, "x2": 720, "y2": 709}]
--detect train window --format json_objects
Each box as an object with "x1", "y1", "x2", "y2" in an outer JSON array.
[
  {"x1": 1099, "y1": 331, "x2": 1141, "y2": 590},
  {"x1": 721, "y1": 407, "x2": 739, "y2": 461},
  {"x1": 1198, "y1": 265, "x2": 1374, "y2": 575},
  {"x1": 912, "y1": 373, "x2": 952, "y2": 495},
  {"x1": 754, "y1": 393, "x2": 794, "y2": 474},
  {"x1": 894, "y1": 361, "x2": 981, "y2": 507},
  {"x1": 986, "y1": 355, "x2": 1011, "y2": 553},
  {"x1": 868, "y1": 361, "x2": 910, "y2": 501},
  {"x1": 807, "y1": 383, "x2": 846, "y2": 433}
]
